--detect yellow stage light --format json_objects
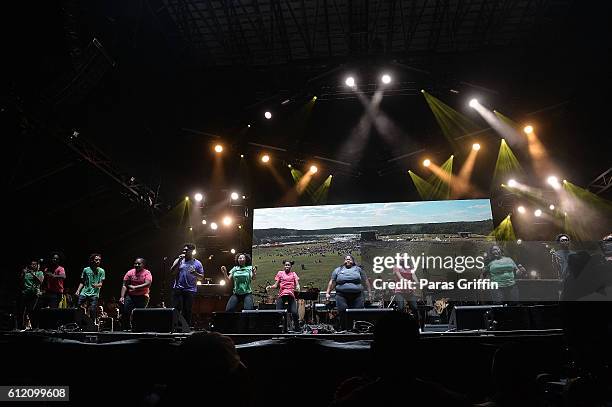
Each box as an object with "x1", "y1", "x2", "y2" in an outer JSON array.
[
  {"x1": 423, "y1": 159, "x2": 431, "y2": 167},
  {"x1": 472, "y1": 143, "x2": 481, "y2": 151},
  {"x1": 261, "y1": 154, "x2": 270, "y2": 163},
  {"x1": 523, "y1": 125, "x2": 534, "y2": 134},
  {"x1": 214, "y1": 144, "x2": 223, "y2": 153},
  {"x1": 310, "y1": 165, "x2": 318, "y2": 174}
]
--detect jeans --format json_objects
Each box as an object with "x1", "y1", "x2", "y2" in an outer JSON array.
[
  {"x1": 276, "y1": 295, "x2": 299, "y2": 329},
  {"x1": 17, "y1": 292, "x2": 39, "y2": 329},
  {"x1": 78, "y1": 295, "x2": 99, "y2": 319},
  {"x1": 39, "y1": 292, "x2": 62, "y2": 309},
  {"x1": 391, "y1": 293, "x2": 420, "y2": 327},
  {"x1": 335, "y1": 291, "x2": 364, "y2": 330},
  {"x1": 490, "y1": 284, "x2": 519, "y2": 304},
  {"x1": 225, "y1": 293, "x2": 255, "y2": 312},
  {"x1": 172, "y1": 289, "x2": 195, "y2": 326},
  {"x1": 123, "y1": 295, "x2": 149, "y2": 329}
]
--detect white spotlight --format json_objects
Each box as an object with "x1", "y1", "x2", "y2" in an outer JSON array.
[
  {"x1": 223, "y1": 216, "x2": 233, "y2": 226},
  {"x1": 508, "y1": 179, "x2": 517, "y2": 188},
  {"x1": 530, "y1": 270, "x2": 538, "y2": 278},
  {"x1": 230, "y1": 249, "x2": 236, "y2": 254},
  {"x1": 469, "y1": 99, "x2": 479, "y2": 108},
  {"x1": 219, "y1": 280, "x2": 226, "y2": 286},
  {"x1": 534, "y1": 209, "x2": 542, "y2": 217},
  {"x1": 517, "y1": 206, "x2": 526, "y2": 214},
  {"x1": 381, "y1": 74, "x2": 391, "y2": 84},
  {"x1": 547, "y1": 176, "x2": 561, "y2": 190},
  {"x1": 309, "y1": 165, "x2": 318, "y2": 174},
  {"x1": 194, "y1": 193, "x2": 203, "y2": 202},
  {"x1": 345, "y1": 76, "x2": 355, "y2": 87},
  {"x1": 201, "y1": 219, "x2": 207, "y2": 225},
  {"x1": 264, "y1": 111, "x2": 272, "y2": 119},
  {"x1": 230, "y1": 192, "x2": 239, "y2": 200},
  {"x1": 210, "y1": 222, "x2": 218, "y2": 230},
  {"x1": 192, "y1": 249, "x2": 197, "y2": 256},
  {"x1": 549, "y1": 204, "x2": 555, "y2": 210},
  {"x1": 472, "y1": 143, "x2": 481, "y2": 151},
  {"x1": 517, "y1": 239, "x2": 522, "y2": 245}
]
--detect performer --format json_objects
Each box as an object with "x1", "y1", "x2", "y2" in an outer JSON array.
[
  {"x1": 551, "y1": 233, "x2": 572, "y2": 280},
  {"x1": 17, "y1": 259, "x2": 44, "y2": 329},
  {"x1": 223, "y1": 253, "x2": 256, "y2": 312},
  {"x1": 266, "y1": 260, "x2": 300, "y2": 329},
  {"x1": 170, "y1": 243, "x2": 204, "y2": 326},
  {"x1": 119, "y1": 257, "x2": 153, "y2": 329},
  {"x1": 325, "y1": 255, "x2": 372, "y2": 329},
  {"x1": 391, "y1": 259, "x2": 419, "y2": 320},
  {"x1": 484, "y1": 245, "x2": 519, "y2": 303},
  {"x1": 76, "y1": 253, "x2": 106, "y2": 320},
  {"x1": 40, "y1": 252, "x2": 66, "y2": 309}
]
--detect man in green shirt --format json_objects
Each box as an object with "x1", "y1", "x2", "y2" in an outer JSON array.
[
  {"x1": 76, "y1": 253, "x2": 106, "y2": 321},
  {"x1": 17, "y1": 259, "x2": 44, "y2": 329}
]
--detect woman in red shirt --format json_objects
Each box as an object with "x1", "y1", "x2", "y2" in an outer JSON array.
[{"x1": 266, "y1": 260, "x2": 301, "y2": 331}]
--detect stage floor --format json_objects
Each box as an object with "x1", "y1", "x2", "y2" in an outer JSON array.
[{"x1": 0, "y1": 326, "x2": 564, "y2": 345}]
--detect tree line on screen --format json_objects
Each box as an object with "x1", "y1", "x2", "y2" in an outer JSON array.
[{"x1": 253, "y1": 219, "x2": 494, "y2": 244}]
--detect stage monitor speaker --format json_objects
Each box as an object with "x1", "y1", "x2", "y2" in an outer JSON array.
[
  {"x1": 528, "y1": 305, "x2": 562, "y2": 329},
  {"x1": 345, "y1": 308, "x2": 395, "y2": 331},
  {"x1": 131, "y1": 308, "x2": 190, "y2": 333},
  {"x1": 449, "y1": 305, "x2": 503, "y2": 331},
  {"x1": 485, "y1": 306, "x2": 531, "y2": 331},
  {"x1": 210, "y1": 312, "x2": 245, "y2": 334},
  {"x1": 38, "y1": 308, "x2": 95, "y2": 331},
  {"x1": 242, "y1": 309, "x2": 288, "y2": 334}
]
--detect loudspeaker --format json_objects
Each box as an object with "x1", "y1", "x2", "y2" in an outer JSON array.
[
  {"x1": 345, "y1": 308, "x2": 395, "y2": 331},
  {"x1": 131, "y1": 308, "x2": 190, "y2": 333},
  {"x1": 210, "y1": 310, "x2": 288, "y2": 334},
  {"x1": 485, "y1": 306, "x2": 531, "y2": 331},
  {"x1": 449, "y1": 305, "x2": 503, "y2": 331},
  {"x1": 242, "y1": 309, "x2": 288, "y2": 334},
  {"x1": 528, "y1": 305, "x2": 562, "y2": 329},
  {"x1": 38, "y1": 308, "x2": 95, "y2": 331}
]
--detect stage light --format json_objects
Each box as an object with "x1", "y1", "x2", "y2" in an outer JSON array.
[
  {"x1": 469, "y1": 99, "x2": 479, "y2": 108},
  {"x1": 508, "y1": 179, "x2": 517, "y2": 188},
  {"x1": 185, "y1": 196, "x2": 189, "y2": 201},
  {"x1": 420, "y1": 89, "x2": 425, "y2": 93},
  {"x1": 288, "y1": 164, "x2": 292, "y2": 168},
  {"x1": 530, "y1": 270, "x2": 538, "y2": 278},
  {"x1": 201, "y1": 219, "x2": 207, "y2": 225},
  {"x1": 423, "y1": 159, "x2": 431, "y2": 167},
  {"x1": 214, "y1": 144, "x2": 223, "y2": 153},
  {"x1": 517, "y1": 206, "x2": 526, "y2": 214},
  {"x1": 517, "y1": 239, "x2": 522, "y2": 245},
  {"x1": 238, "y1": 225, "x2": 243, "y2": 229},
  {"x1": 312, "y1": 96, "x2": 317, "y2": 101},
  {"x1": 523, "y1": 125, "x2": 534, "y2": 134},
  {"x1": 549, "y1": 204, "x2": 555, "y2": 210},
  {"x1": 310, "y1": 165, "x2": 318, "y2": 174},
  {"x1": 189, "y1": 226, "x2": 193, "y2": 231},
  {"x1": 247, "y1": 124, "x2": 251, "y2": 128},
  {"x1": 223, "y1": 216, "x2": 233, "y2": 226},
  {"x1": 230, "y1": 192, "x2": 239, "y2": 200},
  {"x1": 194, "y1": 193, "x2": 203, "y2": 202},
  {"x1": 264, "y1": 111, "x2": 272, "y2": 119},
  {"x1": 261, "y1": 154, "x2": 270, "y2": 163},
  {"x1": 472, "y1": 143, "x2": 481, "y2": 151},
  {"x1": 381, "y1": 74, "x2": 391, "y2": 84},
  {"x1": 242, "y1": 195, "x2": 246, "y2": 199},
  {"x1": 547, "y1": 175, "x2": 561, "y2": 189},
  {"x1": 219, "y1": 280, "x2": 226, "y2": 286},
  {"x1": 345, "y1": 76, "x2": 355, "y2": 87},
  {"x1": 240, "y1": 154, "x2": 244, "y2": 158},
  {"x1": 197, "y1": 280, "x2": 202, "y2": 286},
  {"x1": 210, "y1": 222, "x2": 218, "y2": 230},
  {"x1": 230, "y1": 248, "x2": 236, "y2": 254},
  {"x1": 534, "y1": 209, "x2": 542, "y2": 217}
]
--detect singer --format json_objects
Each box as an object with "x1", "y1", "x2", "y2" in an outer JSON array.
[
  {"x1": 170, "y1": 243, "x2": 204, "y2": 326},
  {"x1": 222, "y1": 253, "x2": 257, "y2": 312}
]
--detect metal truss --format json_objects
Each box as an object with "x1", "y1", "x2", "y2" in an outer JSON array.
[
  {"x1": 158, "y1": 0, "x2": 572, "y2": 66},
  {"x1": 587, "y1": 167, "x2": 612, "y2": 196}
]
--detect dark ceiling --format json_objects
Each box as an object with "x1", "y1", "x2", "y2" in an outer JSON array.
[{"x1": 3, "y1": 0, "x2": 611, "y2": 299}]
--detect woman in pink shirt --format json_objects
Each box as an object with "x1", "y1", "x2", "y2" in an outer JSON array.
[{"x1": 266, "y1": 260, "x2": 300, "y2": 331}]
